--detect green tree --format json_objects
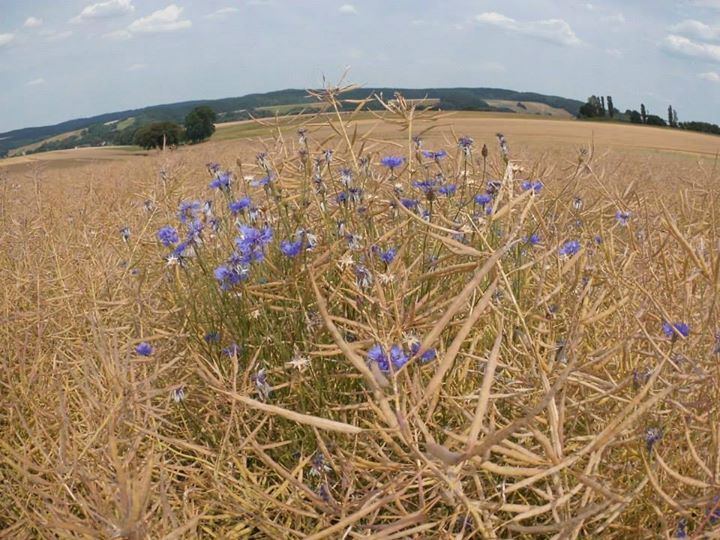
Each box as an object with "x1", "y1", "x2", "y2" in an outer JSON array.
[
  {"x1": 640, "y1": 104, "x2": 647, "y2": 124},
  {"x1": 645, "y1": 114, "x2": 667, "y2": 127},
  {"x1": 132, "y1": 122, "x2": 183, "y2": 149},
  {"x1": 628, "y1": 110, "x2": 642, "y2": 124},
  {"x1": 184, "y1": 106, "x2": 217, "y2": 143},
  {"x1": 578, "y1": 96, "x2": 604, "y2": 118},
  {"x1": 607, "y1": 96, "x2": 614, "y2": 118}
]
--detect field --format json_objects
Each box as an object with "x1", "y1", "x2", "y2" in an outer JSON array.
[
  {"x1": 483, "y1": 100, "x2": 574, "y2": 118},
  {"x1": 2, "y1": 100, "x2": 720, "y2": 539}
]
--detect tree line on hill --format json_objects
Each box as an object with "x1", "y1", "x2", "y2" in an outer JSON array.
[
  {"x1": 578, "y1": 95, "x2": 720, "y2": 135},
  {"x1": 24, "y1": 106, "x2": 217, "y2": 154}
]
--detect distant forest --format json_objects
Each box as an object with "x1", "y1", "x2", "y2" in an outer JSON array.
[
  {"x1": 0, "y1": 87, "x2": 583, "y2": 157},
  {"x1": 577, "y1": 94, "x2": 720, "y2": 136}
]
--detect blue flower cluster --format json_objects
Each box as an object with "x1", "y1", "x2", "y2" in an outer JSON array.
[{"x1": 367, "y1": 342, "x2": 437, "y2": 372}]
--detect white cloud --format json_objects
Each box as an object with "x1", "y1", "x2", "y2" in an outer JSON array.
[
  {"x1": 26, "y1": 78, "x2": 46, "y2": 86},
  {"x1": 475, "y1": 12, "x2": 581, "y2": 46},
  {"x1": 204, "y1": 7, "x2": 239, "y2": 19},
  {"x1": 663, "y1": 34, "x2": 720, "y2": 62},
  {"x1": 671, "y1": 20, "x2": 720, "y2": 41},
  {"x1": 45, "y1": 30, "x2": 73, "y2": 41},
  {"x1": 699, "y1": 71, "x2": 720, "y2": 81},
  {"x1": 72, "y1": 0, "x2": 135, "y2": 23},
  {"x1": 24, "y1": 17, "x2": 43, "y2": 28},
  {"x1": 0, "y1": 33, "x2": 14, "y2": 47},
  {"x1": 606, "y1": 48, "x2": 624, "y2": 58},
  {"x1": 339, "y1": 4, "x2": 357, "y2": 14},
  {"x1": 585, "y1": 3, "x2": 594, "y2": 10},
  {"x1": 103, "y1": 29, "x2": 132, "y2": 40},
  {"x1": 127, "y1": 5, "x2": 192, "y2": 33},
  {"x1": 127, "y1": 63, "x2": 147, "y2": 71}
]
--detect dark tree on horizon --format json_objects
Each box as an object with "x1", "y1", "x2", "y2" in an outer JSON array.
[
  {"x1": 641, "y1": 104, "x2": 647, "y2": 124},
  {"x1": 601, "y1": 96, "x2": 606, "y2": 116},
  {"x1": 185, "y1": 106, "x2": 217, "y2": 144},
  {"x1": 607, "y1": 96, "x2": 614, "y2": 118}
]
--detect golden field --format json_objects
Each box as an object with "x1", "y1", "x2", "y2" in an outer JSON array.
[{"x1": 2, "y1": 104, "x2": 720, "y2": 539}]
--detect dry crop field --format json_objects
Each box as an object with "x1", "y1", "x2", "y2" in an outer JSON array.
[{"x1": 2, "y1": 95, "x2": 720, "y2": 539}]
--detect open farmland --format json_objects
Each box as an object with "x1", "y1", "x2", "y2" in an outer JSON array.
[{"x1": 2, "y1": 102, "x2": 720, "y2": 538}]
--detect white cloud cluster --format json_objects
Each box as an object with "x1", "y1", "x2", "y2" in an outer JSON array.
[
  {"x1": 103, "y1": 4, "x2": 192, "y2": 40},
  {"x1": 204, "y1": 7, "x2": 240, "y2": 19},
  {"x1": 72, "y1": 0, "x2": 135, "y2": 23},
  {"x1": 699, "y1": 71, "x2": 720, "y2": 81},
  {"x1": 128, "y1": 5, "x2": 191, "y2": 33},
  {"x1": 475, "y1": 12, "x2": 581, "y2": 47},
  {"x1": 339, "y1": 4, "x2": 357, "y2": 14},
  {"x1": 663, "y1": 34, "x2": 720, "y2": 62},
  {"x1": 24, "y1": 17, "x2": 43, "y2": 28},
  {"x1": 26, "y1": 78, "x2": 46, "y2": 86},
  {"x1": 0, "y1": 33, "x2": 14, "y2": 47},
  {"x1": 671, "y1": 20, "x2": 720, "y2": 41}
]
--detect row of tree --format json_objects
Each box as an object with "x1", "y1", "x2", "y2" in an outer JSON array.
[
  {"x1": 578, "y1": 95, "x2": 719, "y2": 135},
  {"x1": 133, "y1": 106, "x2": 217, "y2": 149}
]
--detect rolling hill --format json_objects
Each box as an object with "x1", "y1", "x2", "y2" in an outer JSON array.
[{"x1": 0, "y1": 87, "x2": 584, "y2": 158}]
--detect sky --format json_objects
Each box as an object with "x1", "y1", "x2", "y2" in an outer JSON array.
[{"x1": 2, "y1": 0, "x2": 720, "y2": 132}]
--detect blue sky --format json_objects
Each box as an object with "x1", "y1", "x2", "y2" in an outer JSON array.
[{"x1": 1, "y1": 0, "x2": 720, "y2": 132}]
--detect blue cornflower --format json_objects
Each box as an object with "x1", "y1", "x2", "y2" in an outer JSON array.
[
  {"x1": 171, "y1": 241, "x2": 192, "y2": 260},
  {"x1": 559, "y1": 240, "x2": 581, "y2": 257},
  {"x1": 280, "y1": 239, "x2": 303, "y2": 258},
  {"x1": 223, "y1": 343, "x2": 242, "y2": 357},
  {"x1": 204, "y1": 332, "x2": 220, "y2": 344},
  {"x1": 177, "y1": 201, "x2": 202, "y2": 224},
  {"x1": 209, "y1": 172, "x2": 231, "y2": 190},
  {"x1": 422, "y1": 150, "x2": 448, "y2": 160},
  {"x1": 645, "y1": 427, "x2": 662, "y2": 452},
  {"x1": 355, "y1": 265, "x2": 373, "y2": 288},
  {"x1": 594, "y1": 235, "x2": 603, "y2": 245},
  {"x1": 229, "y1": 197, "x2": 252, "y2": 214},
  {"x1": 400, "y1": 198, "x2": 419, "y2": 210},
  {"x1": 120, "y1": 226, "x2": 130, "y2": 242},
  {"x1": 349, "y1": 187, "x2": 363, "y2": 203},
  {"x1": 521, "y1": 180, "x2": 543, "y2": 193},
  {"x1": 409, "y1": 341, "x2": 437, "y2": 362},
  {"x1": 187, "y1": 219, "x2": 204, "y2": 242},
  {"x1": 662, "y1": 321, "x2": 689, "y2": 339},
  {"x1": 674, "y1": 519, "x2": 687, "y2": 539},
  {"x1": 157, "y1": 225, "x2": 179, "y2": 246},
  {"x1": 207, "y1": 162, "x2": 221, "y2": 174},
  {"x1": 235, "y1": 224, "x2": 273, "y2": 264},
  {"x1": 474, "y1": 194, "x2": 493, "y2": 206},
  {"x1": 438, "y1": 183, "x2": 457, "y2": 196},
  {"x1": 340, "y1": 168, "x2": 352, "y2": 187},
  {"x1": 377, "y1": 247, "x2": 397, "y2": 265},
  {"x1": 487, "y1": 180, "x2": 502, "y2": 194},
  {"x1": 367, "y1": 344, "x2": 389, "y2": 371},
  {"x1": 324, "y1": 149, "x2": 334, "y2": 163},
  {"x1": 336, "y1": 191, "x2": 348, "y2": 204},
  {"x1": 380, "y1": 156, "x2": 404, "y2": 169},
  {"x1": 615, "y1": 210, "x2": 631, "y2": 225},
  {"x1": 525, "y1": 233, "x2": 541, "y2": 246},
  {"x1": 390, "y1": 344, "x2": 409, "y2": 369},
  {"x1": 213, "y1": 264, "x2": 246, "y2": 290},
  {"x1": 135, "y1": 342, "x2": 153, "y2": 356},
  {"x1": 413, "y1": 178, "x2": 439, "y2": 200},
  {"x1": 250, "y1": 175, "x2": 273, "y2": 188},
  {"x1": 458, "y1": 136, "x2": 474, "y2": 154}
]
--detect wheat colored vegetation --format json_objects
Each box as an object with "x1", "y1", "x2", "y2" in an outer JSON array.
[{"x1": 2, "y1": 85, "x2": 720, "y2": 539}]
